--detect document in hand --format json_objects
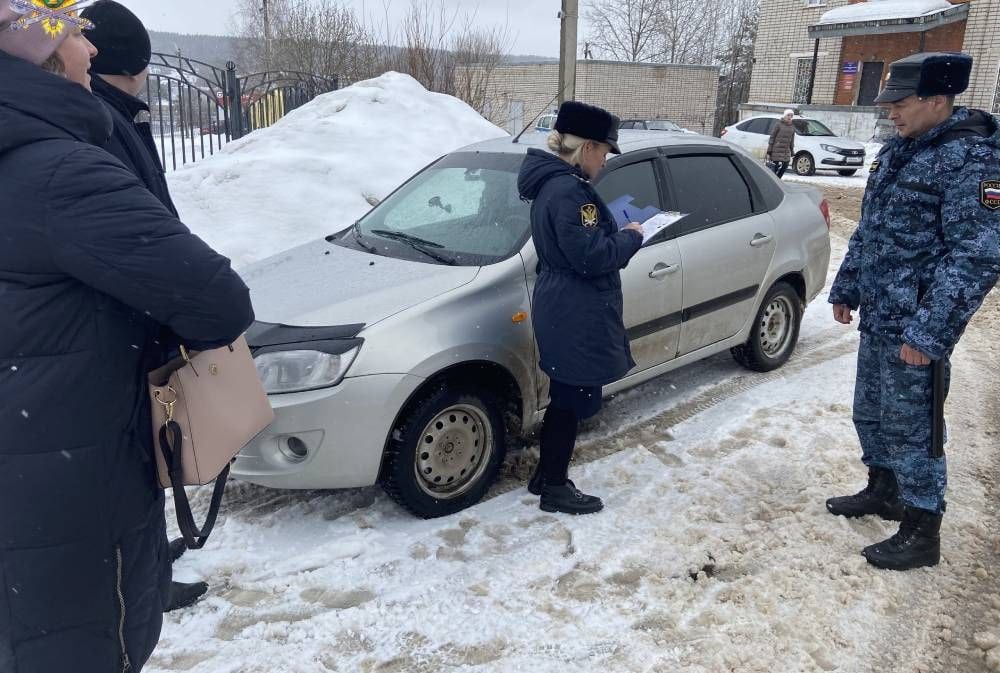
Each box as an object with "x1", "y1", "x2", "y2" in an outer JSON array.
[{"x1": 639, "y1": 212, "x2": 687, "y2": 244}]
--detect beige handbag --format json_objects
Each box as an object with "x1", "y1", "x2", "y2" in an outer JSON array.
[{"x1": 149, "y1": 336, "x2": 274, "y2": 548}]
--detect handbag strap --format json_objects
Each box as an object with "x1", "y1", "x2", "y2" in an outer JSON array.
[{"x1": 157, "y1": 420, "x2": 229, "y2": 550}]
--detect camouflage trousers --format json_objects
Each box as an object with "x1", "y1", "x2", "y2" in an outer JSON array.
[{"x1": 853, "y1": 333, "x2": 950, "y2": 513}]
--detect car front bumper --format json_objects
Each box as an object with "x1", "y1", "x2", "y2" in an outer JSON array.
[{"x1": 232, "y1": 373, "x2": 425, "y2": 490}]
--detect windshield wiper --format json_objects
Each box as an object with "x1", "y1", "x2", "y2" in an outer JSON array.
[
  {"x1": 369, "y1": 229, "x2": 456, "y2": 265},
  {"x1": 352, "y1": 223, "x2": 377, "y2": 253}
]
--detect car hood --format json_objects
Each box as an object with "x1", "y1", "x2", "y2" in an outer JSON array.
[
  {"x1": 241, "y1": 239, "x2": 480, "y2": 327},
  {"x1": 808, "y1": 136, "x2": 865, "y2": 150}
]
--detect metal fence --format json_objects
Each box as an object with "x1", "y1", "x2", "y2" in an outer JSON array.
[{"x1": 143, "y1": 53, "x2": 339, "y2": 171}]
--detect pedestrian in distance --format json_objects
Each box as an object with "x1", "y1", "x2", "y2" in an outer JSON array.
[
  {"x1": 516, "y1": 101, "x2": 644, "y2": 515},
  {"x1": 827, "y1": 52, "x2": 1000, "y2": 571},
  {"x1": 767, "y1": 109, "x2": 796, "y2": 178},
  {"x1": 0, "y1": 2, "x2": 254, "y2": 670}
]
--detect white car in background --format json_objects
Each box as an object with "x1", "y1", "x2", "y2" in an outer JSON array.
[{"x1": 723, "y1": 115, "x2": 867, "y2": 177}]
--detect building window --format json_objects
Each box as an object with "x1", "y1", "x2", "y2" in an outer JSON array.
[
  {"x1": 792, "y1": 58, "x2": 815, "y2": 103},
  {"x1": 806, "y1": 0, "x2": 825, "y2": 6}
]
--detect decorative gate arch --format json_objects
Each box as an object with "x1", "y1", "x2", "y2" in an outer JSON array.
[{"x1": 143, "y1": 53, "x2": 338, "y2": 171}]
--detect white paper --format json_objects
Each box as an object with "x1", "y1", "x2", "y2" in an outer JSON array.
[{"x1": 639, "y1": 211, "x2": 687, "y2": 244}]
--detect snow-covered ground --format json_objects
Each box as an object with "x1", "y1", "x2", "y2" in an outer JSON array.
[
  {"x1": 167, "y1": 72, "x2": 508, "y2": 269},
  {"x1": 150, "y1": 82, "x2": 999, "y2": 672},
  {"x1": 147, "y1": 230, "x2": 1000, "y2": 673}
]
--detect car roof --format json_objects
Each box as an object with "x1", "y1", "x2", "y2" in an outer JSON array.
[
  {"x1": 456, "y1": 130, "x2": 730, "y2": 156},
  {"x1": 741, "y1": 114, "x2": 817, "y2": 121}
]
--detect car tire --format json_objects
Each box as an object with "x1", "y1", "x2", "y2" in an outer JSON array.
[
  {"x1": 731, "y1": 281, "x2": 803, "y2": 373},
  {"x1": 837, "y1": 169, "x2": 858, "y2": 177},
  {"x1": 793, "y1": 152, "x2": 815, "y2": 176},
  {"x1": 381, "y1": 382, "x2": 506, "y2": 519}
]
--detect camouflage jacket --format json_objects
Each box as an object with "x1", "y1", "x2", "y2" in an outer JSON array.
[{"x1": 830, "y1": 108, "x2": 1000, "y2": 360}]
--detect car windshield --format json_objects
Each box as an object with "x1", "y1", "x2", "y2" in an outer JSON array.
[
  {"x1": 792, "y1": 119, "x2": 836, "y2": 137},
  {"x1": 646, "y1": 120, "x2": 681, "y2": 131},
  {"x1": 347, "y1": 152, "x2": 531, "y2": 266}
]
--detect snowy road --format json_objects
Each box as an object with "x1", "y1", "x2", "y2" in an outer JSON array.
[{"x1": 149, "y1": 195, "x2": 1000, "y2": 673}]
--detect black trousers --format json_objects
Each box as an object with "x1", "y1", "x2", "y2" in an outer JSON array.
[
  {"x1": 539, "y1": 405, "x2": 578, "y2": 485},
  {"x1": 772, "y1": 160, "x2": 789, "y2": 178}
]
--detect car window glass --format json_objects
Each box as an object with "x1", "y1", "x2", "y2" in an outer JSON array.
[
  {"x1": 594, "y1": 161, "x2": 664, "y2": 230},
  {"x1": 746, "y1": 119, "x2": 770, "y2": 134},
  {"x1": 668, "y1": 155, "x2": 754, "y2": 229},
  {"x1": 793, "y1": 119, "x2": 835, "y2": 136},
  {"x1": 647, "y1": 120, "x2": 679, "y2": 131},
  {"x1": 736, "y1": 120, "x2": 754, "y2": 131},
  {"x1": 356, "y1": 153, "x2": 531, "y2": 264}
]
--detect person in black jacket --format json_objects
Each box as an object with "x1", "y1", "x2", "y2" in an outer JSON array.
[
  {"x1": 0, "y1": 6, "x2": 254, "y2": 673},
  {"x1": 80, "y1": 0, "x2": 207, "y2": 613},
  {"x1": 517, "y1": 101, "x2": 644, "y2": 514}
]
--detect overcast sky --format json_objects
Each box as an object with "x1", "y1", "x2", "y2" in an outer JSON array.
[{"x1": 119, "y1": 0, "x2": 591, "y2": 57}]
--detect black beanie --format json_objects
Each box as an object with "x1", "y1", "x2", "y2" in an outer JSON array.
[{"x1": 81, "y1": 0, "x2": 152, "y2": 77}]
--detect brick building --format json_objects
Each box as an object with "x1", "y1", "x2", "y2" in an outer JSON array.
[
  {"x1": 745, "y1": 0, "x2": 1000, "y2": 139},
  {"x1": 457, "y1": 60, "x2": 720, "y2": 136}
]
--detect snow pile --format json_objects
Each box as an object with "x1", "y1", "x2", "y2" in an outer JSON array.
[
  {"x1": 168, "y1": 72, "x2": 508, "y2": 268},
  {"x1": 819, "y1": 0, "x2": 955, "y2": 25}
]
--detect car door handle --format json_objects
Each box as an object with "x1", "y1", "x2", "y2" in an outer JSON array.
[
  {"x1": 649, "y1": 263, "x2": 680, "y2": 279},
  {"x1": 750, "y1": 234, "x2": 774, "y2": 247}
]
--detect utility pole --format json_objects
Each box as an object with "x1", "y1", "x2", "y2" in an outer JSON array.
[
  {"x1": 557, "y1": 0, "x2": 578, "y2": 106},
  {"x1": 262, "y1": 0, "x2": 272, "y2": 71}
]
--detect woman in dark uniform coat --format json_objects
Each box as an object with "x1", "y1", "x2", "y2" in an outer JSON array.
[{"x1": 517, "y1": 101, "x2": 644, "y2": 514}]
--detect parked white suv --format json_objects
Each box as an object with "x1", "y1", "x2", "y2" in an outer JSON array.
[{"x1": 723, "y1": 115, "x2": 867, "y2": 176}]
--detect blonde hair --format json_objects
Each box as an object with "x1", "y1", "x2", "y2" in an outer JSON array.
[
  {"x1": 547, "y1": 130, "x2": 591, "y2": 167},
  {"x1": 41, "y1": 52, "x2": 65, "y2": 75}
]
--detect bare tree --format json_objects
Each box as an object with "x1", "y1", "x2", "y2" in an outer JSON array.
[
  {"x1": 585, "y1": 0, "x2": 662, "y2": 62},
  {"x1": 451, "y1": 16, "x2": 513, "y2": 116},
  {"x1": 234, "y1": 0, "x2": 372, "y2": 81},
  {"x1": 715, "y1": 0, "x2": 759, "y2": 132}
]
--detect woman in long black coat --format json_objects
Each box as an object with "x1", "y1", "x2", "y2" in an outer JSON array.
[
  {"x1": 0, "y1": 7, "x2": 253, "y2": 672},
  {"x1": 517, "y1": 102, "x2": 644, "y2": 514}
]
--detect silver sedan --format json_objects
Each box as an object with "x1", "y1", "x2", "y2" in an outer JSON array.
[{"x1": 233, "y1": 131, "x2": 832, "y2": 518}]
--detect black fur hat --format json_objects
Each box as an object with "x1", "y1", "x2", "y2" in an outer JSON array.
[
  {"x1": 554, "y1": 101, "x2": 622, "y2": 154},
  {"x1": 875, "y1": 52, "x2": 973, "y2": 104}
]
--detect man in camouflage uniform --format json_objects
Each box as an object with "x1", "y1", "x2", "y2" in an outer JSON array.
[{"x1": 826, "y1": 52, "x2": 1000, "y2": 571}]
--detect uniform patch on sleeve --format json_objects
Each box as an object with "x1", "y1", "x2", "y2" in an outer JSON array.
[
  {"x1": 980, "y1": 180, "x2": 1000, "y2": 210},
  {"x1": 580, "y1": 203, "x2": 599, "y2": 228}
]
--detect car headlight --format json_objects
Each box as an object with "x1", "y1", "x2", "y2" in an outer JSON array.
[
  {"x1": 820, "y1": 144, "x2": 844, "y2": 154},
  {"x1": 254, "y1": 347, "x2": 360, "y2": 394}
]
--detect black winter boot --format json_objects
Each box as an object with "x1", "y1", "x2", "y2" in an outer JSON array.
[
  {"x1": 826, "y1": 466, "x2": 905, "y2": 521},
  {"x1": 863, "y1": 506, "x2": 942, "y2": 570},
  {"x1": 527, "y1": 464, "x2": 573, "y2": 496},
  {"x1": 540, "y1": 482, "x2": 603, "y2": 515},
  {"x1": 165, "y1": 580, "x2": 209, "y2": 612},
  {"x1": 169, "y1": 537, "x2": 187, "y2": 563}
]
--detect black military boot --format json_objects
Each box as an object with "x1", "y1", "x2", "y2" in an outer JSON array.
[
  {"x1": 863, "y1": 506, "x2": 942, "y2": 571},
  {"x1": 165, "y1": 580, "x2": 209, "y2": 612},
  {"x1": 826, "y1": 466, "x2": 905, "y2": 521},
  {"x1": 540, "y1": 482, "x2": 603, "y2": 515}
]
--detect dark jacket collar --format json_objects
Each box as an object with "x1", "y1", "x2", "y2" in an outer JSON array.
[
  {"x1": 91, "y1": 74, "x2": 149, "y2": 121},
  {"x1": 0, "y1": 50, "x2": 112, "y2": 158},
  {"x1": 517, "y1": 148, "x2": 587, "y2": 201}
]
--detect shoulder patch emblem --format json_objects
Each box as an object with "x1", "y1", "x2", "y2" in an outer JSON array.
[
  {"x1": 580, "y1": 203, "x2": 599, "y2": 228},
  {"x1": 981, "y1": 180, "x2": 1000, "y2": 210},
  {"x1": 870, "y1": 158, "x2": 880, "y2": 173}
]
